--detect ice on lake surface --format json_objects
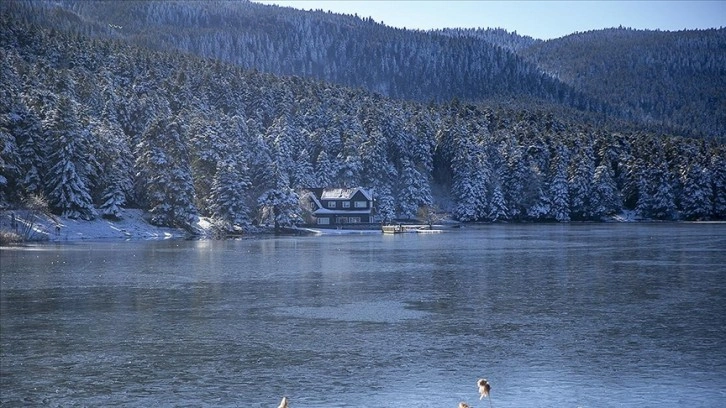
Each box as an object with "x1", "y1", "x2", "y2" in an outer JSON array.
[
  {"x1": 279, "y1": 300, "x2": 430, "y2": 323},
  {"x1": 2, "y1": 223, "x2": 725, "y2": 407}
]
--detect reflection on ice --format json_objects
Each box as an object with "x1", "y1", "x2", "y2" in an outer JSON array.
[{"x1": 279, "y1": 300, "x2": 430, "y2": 323}]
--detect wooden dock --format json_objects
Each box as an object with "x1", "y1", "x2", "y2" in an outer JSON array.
[{"x1": 382, "y1": 224, "x2": 444, "y2": 234}]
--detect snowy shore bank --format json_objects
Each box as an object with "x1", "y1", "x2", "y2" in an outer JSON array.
[{"x1": 0, "y1": 209, "x2": 201, "y2": 243}]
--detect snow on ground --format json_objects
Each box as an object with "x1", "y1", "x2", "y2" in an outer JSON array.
[
  {"x1": 607, "y1": 210, "x2": 640, "y2": 222},
  {"x1": 0, "y1": 209, "x2": 198, "y2": 242}
]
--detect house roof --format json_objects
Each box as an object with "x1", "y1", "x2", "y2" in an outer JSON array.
[
  {"x1": 304, "y1": 187, "x2": 374, "y2": 215},
  {"x1": 320, "y1": 188, "x2": 372, "y2": 201}
]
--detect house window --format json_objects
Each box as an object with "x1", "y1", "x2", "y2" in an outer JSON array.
[
  {"x1": 327, "y1": 201, "x2": 337, "y2": 208},
  {"x1": 317, "y1": 217, "x2": 330, "y2": 225},
  {"x1": 354, "y1": 201, "x2": 367, "y2": 208},
  {"x1": 343, "y1": 202, "x2": 351, "y2": 208},
  {"x1": 349, "y1": 217, "x2": 361, "y2": 223}
]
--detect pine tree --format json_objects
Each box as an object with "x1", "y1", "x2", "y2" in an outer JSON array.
[
  {"x1": 0, "y1": 91, "x2": 45, "y2": 203},
  {"x1": 502, "y1": 142, "x2": 529, "y2": 220},
  {"x1": 136, "y1": 115, "x2": 198, "y2": 229},
  {"x1": 709, "y1": 148, "x2": 726, "y2": 219},
  {"x1": 0, "y1": 86, "x2": 22, "y2": 205},
  {"x1": 43, "y1": 94, "x2": 96, "y2": 219},
  {"x1": 94, "y1": 100, "x2": 133, "y2": 218},
  {"x1": 314, "y1": 149, "x2": 336, "y2": 187},
  {"x1": 0, "y1": 128, "x2": 19, "y2": 206},
  {"x1": 523, "y1": 162, "x2": 550, "y2": 221},
  {"x1": 549, "y1": 146, "x2": 570, "y2": 222},
  {"x1": 209, "y1": 156, "x2": 251, "y2": 230},
  {"x1": 291, "y1": 148, "x2": 315, "y2": 189},
  {"x1": 257, "y1": 164, "x2": 299, "y2": 231},
  {"x1": 679, "y1": 162, "x2": 712, "y2": 220},
  {"x1": 637, "y1": 162, "x2": 676, "y2": 220},
  {"x1": 187, "y1": 115, "x2": 224, "y2": 213},
  {"x1": 568, "y1": 143, "x2": 595, "y2": 220},
  {"x1": 397, "y1": 156, "x2": 431, "y2": 219},
  {"x1": 488, "y1": 178, "x2": 509, "y2": 221},
  {"x1": 265, "y1": 114, "x2": 298, "y2": 176},
  {"x1": 247, "y1": 132, "x2": 275, "y2": 207},
  {"x1": 591, "y1": 162, "x2": 621, "y2": 218},
  {"x1": 18, "y1": 129, "x2": 45, "y2": 198},
  {"x1": 450, "y1": 124, "x2": 487, "y2": 221},
  {"x1": 335, "y1": 113, "x2": 365, "y2": 187},
  {"x1": 374, "y1": 183, "x2": 396, "y2": 223}
]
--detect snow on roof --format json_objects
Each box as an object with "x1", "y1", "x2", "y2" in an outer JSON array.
[
  {"x1": 320, "y1": 188, "x2": 372, "y2": 200},
  {"x1": 321, "y1": 188, "x2": 355, "y2": 199}
]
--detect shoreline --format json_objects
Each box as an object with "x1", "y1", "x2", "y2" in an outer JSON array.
[{"x1": 1, "y1": 209, "x2": 720, "y2": 245}]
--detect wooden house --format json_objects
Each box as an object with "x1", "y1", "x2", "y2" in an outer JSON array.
[{"x1": 302, "y1": 188, "x2": 374, "y2": 226}]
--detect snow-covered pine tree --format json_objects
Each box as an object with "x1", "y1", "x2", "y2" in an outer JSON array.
[
  {"x1": 568, "y1": 142, "x2": 595, "y2": 220},
  {"x1": 254, "y1": 117, "x2": 302, "y2": 229},
  {"x1": 481, "y1": 141, "x2": 509, "y2": 221},
  {"x1": 136, "y1": 115, "x2": 198, "y2": 229},
  {"x1": 0, "y1": 128, "x2": 19, "y2": 206},
  {"x1": 209, "y1": 156, "x2": 251, "y2": 231},
  {"x1": 187, "y1": 115, "x2": 224, "y2": 213},
  {"x1": 523, "y1": 162, "x2": 550, "y2": 220},
  {"x1": 359, "y1": 124, "x2": 399, "y2": 220},
  {"x1": 335, "y1": 113, "x2": 365, "y2": 187},
  {"x1": 637, "y1": 162, "x2": 676, "y2": 220},
  {"x1": 709, "y1": 148, "x2": 726, "y2": 219},
  {"x1": 118, "y1": 76, "x2": 170, "y2": 148},
  {"x1": 257, "y1": 164, "x2": 299, "y2": 231},
  {"x1": 291, "y1": 148, "x2": 316, "y2": 189},
  {"x1": 549, "y1": 146, "x2": 571, "y2": 222},
  {"x1": 488, "y1": 173, "x2": 509, "y2": 222},
  {"x1": 652, "y1": 164, "x2": 677, "y2": 220},
  {"x1": 620, "y1": 152, "x2": 642, "y2": 211},
  {"x1": 0, "y1": 85, "x2": 23, "y2": 205},
  {"x1": 43, "y1": 94, "x2": 96, "y2": 219},
  {"x1": 0, "y1": 89, "x2": 45, "y2": 203},
  {"x1": 265, "y1": 114, "x2": 297, "y2": 176},
  {"x1": 314, "y1": 149, "x2": 336, "y2": 187},
  {"x1": 374, "y1": 183, "x2": 396, "y2": 223},
  {"x1": 679, "y1": 162, "x2": 712, "y2": 220},
  {"x1": 95, "y1": 98, "x2": 133, "y2": 218},
  {"x1": 247, "y1": 132, "x2": 275, "y2": 206},
  {"x1": 18, "y1": 129, "x2": 45, "y2": 199},
  {"x1": 502, "y1": 142, "x2": 529, "y2": 220},
  {"x1": 591, "y1": 162, "x2": 622, "y2": 218},
  {"x1": 451, "y1": 150, "x2": 486, "y2": 221},
  {"x1": 397, "y1": 156, "x2": 432, "y2": 219}
]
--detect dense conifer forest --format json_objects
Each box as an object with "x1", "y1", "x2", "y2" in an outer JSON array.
[{"x1": 1, "y1": 0, "x2": 724, "y2": 233}]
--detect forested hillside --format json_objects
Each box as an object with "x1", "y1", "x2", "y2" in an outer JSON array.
[
  {"x1": 5, "y1": 1, "x2": 606, "y2": 114},
  {"x1": 1, "y1": 1, "x2": 725, "y2": 233},
  {"x1": 521, "y1": 28, "x2": 726, "y2": 139},
  {"x1": 7, "y1": 0, "x2": 725, "y2": 139}
]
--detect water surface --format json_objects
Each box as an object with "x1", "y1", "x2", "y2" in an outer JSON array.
[{"x1": 2, "y1": 224, "x2": 725, "y2": 407}]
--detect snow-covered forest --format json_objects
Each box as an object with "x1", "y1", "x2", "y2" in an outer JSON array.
[
  {"x1": 1, "y1": 1, "x2": 725, "y2": 233},
  {"x1": 12, "y1": 0, "x2": 724, "y2": 140}
]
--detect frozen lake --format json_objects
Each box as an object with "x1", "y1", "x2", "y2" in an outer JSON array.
[{"x1": 1, "y1": 223, "x2": 725, "y2": 407}]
